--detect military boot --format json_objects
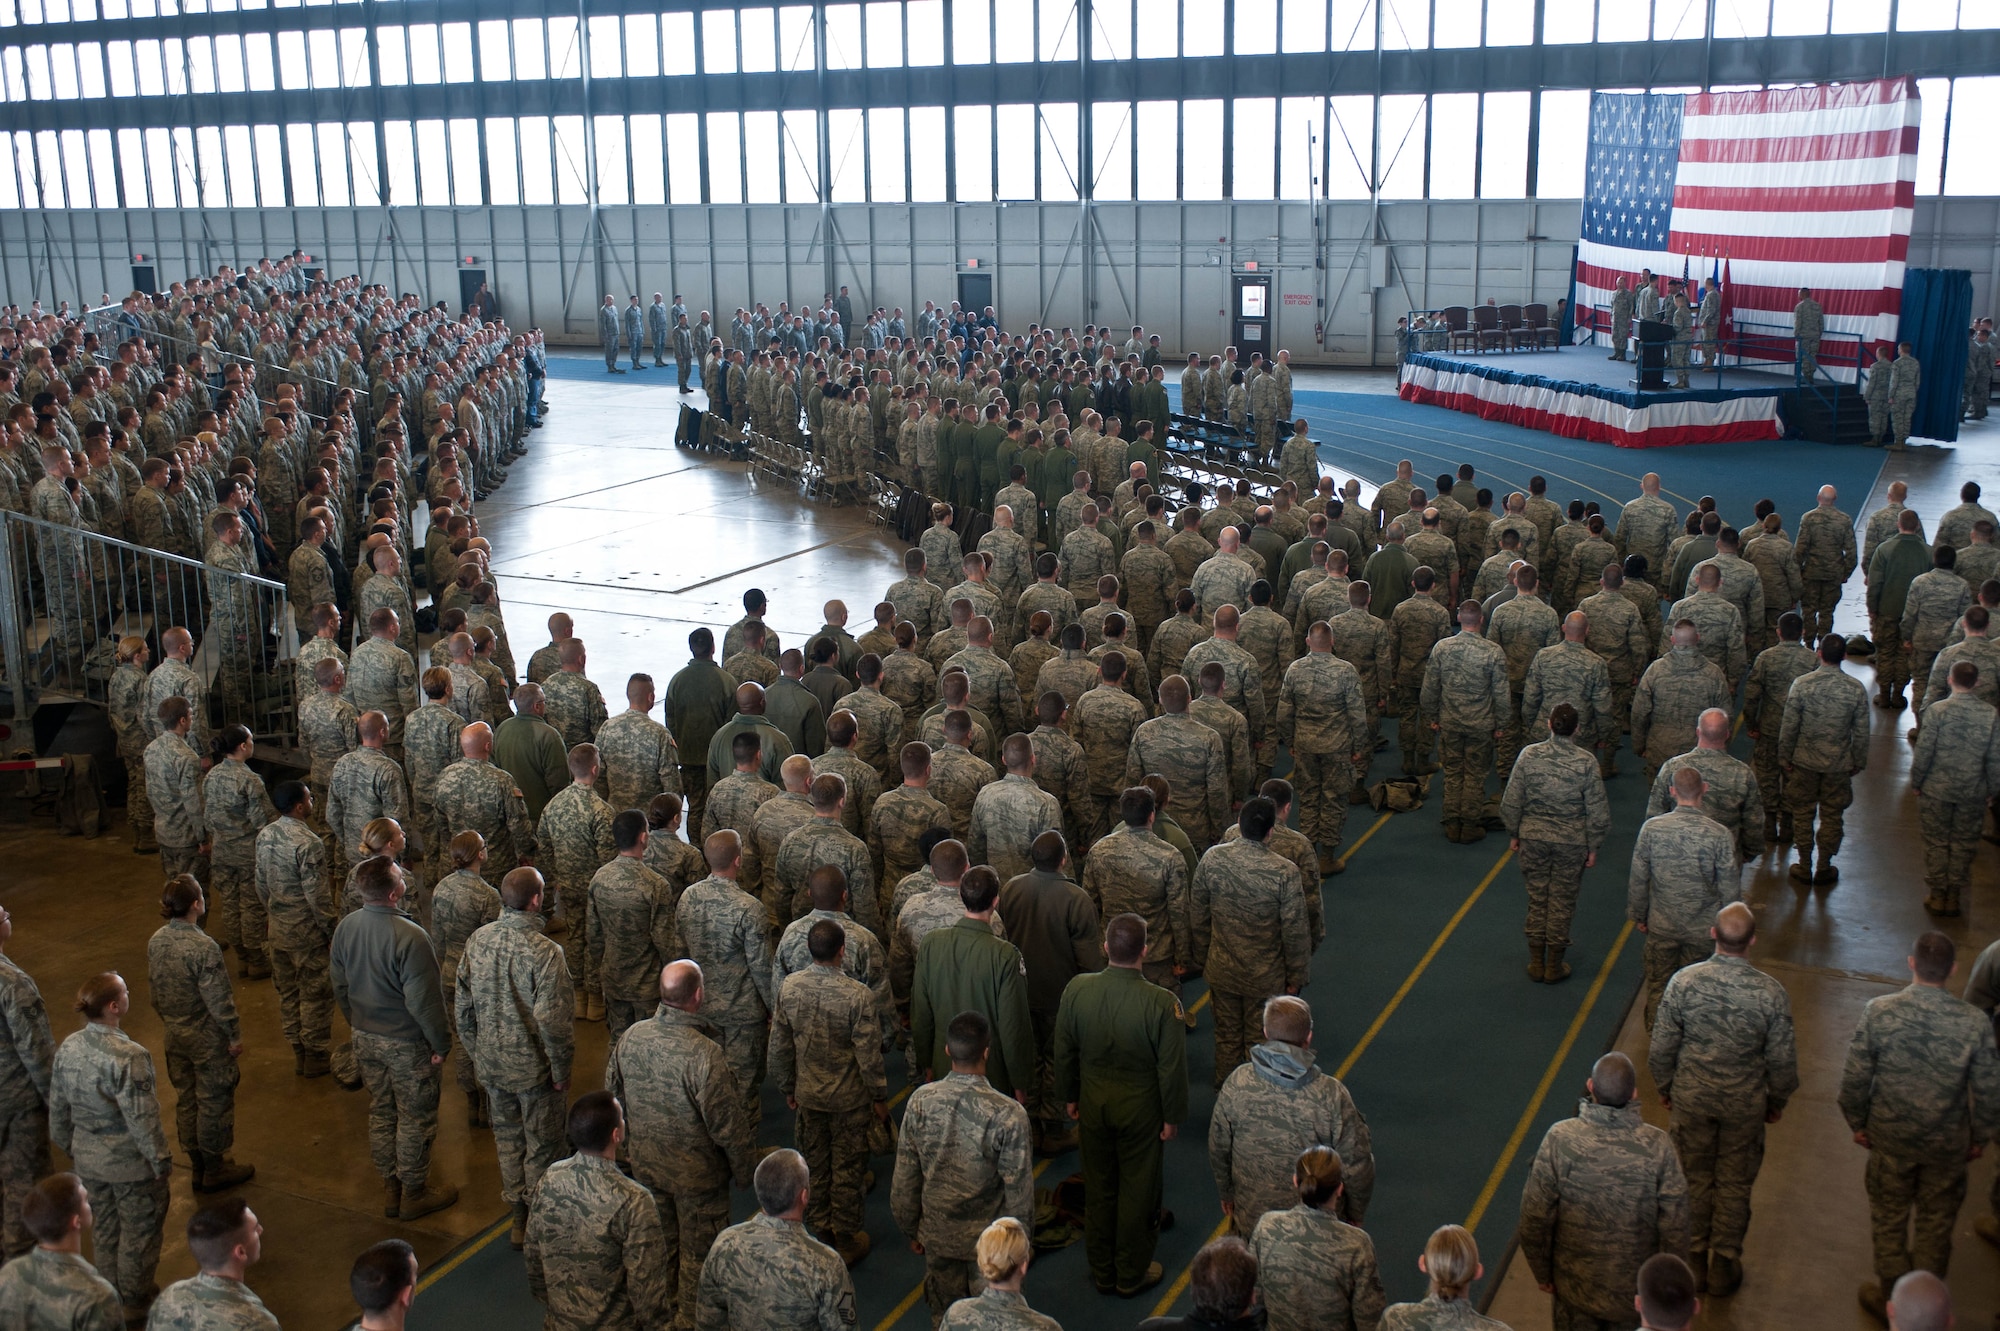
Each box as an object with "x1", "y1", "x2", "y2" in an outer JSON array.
[
  {"x1": 1526, "y1": 945, "x2": 1546, "y2": 983},
  {"x1": 300, "y1": 1051, "x2": 331, "y2": 1078},
  {"x1": 1813, "y1": 854, "x2": 1840, "y2": 887},
  {"x1": 382, "y1": 1179, "x2": 403, "y2": 1218},
  {"x1": 1543, "y1": 947, "x2": 1572, "y2": 983},
  {"x1": 187, "y1": 1156, "x2": 205, "y2": 1193},
  {"x1": 467, "y1": 1089, "x2": 489, "y2": 1129},
  {"x1": 1708, "y1": 1253, "x2": 1743, "y2": 1297},
  {"x1": 509, "y1": 1202, "x2": 529, "y2": 1251},
  {"x1": 1925, "y1": 890, "x2": 1952, "y2": 916},
  {"x1": 834, "y1": 1231, "x2": 872, "y2": 1267},
  {"x1": 1787, "y1": 851, "x2": 1812, "y2": 885},
  {"x1": 399, "y1": 1182, "x2": 460, "y2": 1221},
  {"x1": 291, "y1": 1046, "x2": 306, "y2": 1077},
  {"x1": 1774, "y1": 811, "x2": 1794, "y2": 845},
  {"x1": 198, "y1": 1154, "x2": 255, "y2": 1192},
  {"x1": 1858, "y1": 1281, "x2": 1888, "y2": 1324},
  {"x1": 1348, "y1": 780, "x2": 1371, "y2": 805},
  {"x1": 1318, "y1": 846, "x2": 1345, "y2": 876}
]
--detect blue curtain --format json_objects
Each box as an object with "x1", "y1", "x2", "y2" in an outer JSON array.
[
  {"x1": 1899, "y1": 268, "x2": 1972, "y2": 444},
  {"x1": 1561, "y1": 246, "x2": 1579, "y2": 345}
]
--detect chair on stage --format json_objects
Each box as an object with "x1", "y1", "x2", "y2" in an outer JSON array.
[
  {"x1": 1443, "y1": 306, "x2": 1474, "y2": 352},
  {"x1": 1515, "y1": 303, "x2": 1561, "y2": 350},
  {"x1": 1472, "y1": 304, "x2": 1505, "y2": 352}
]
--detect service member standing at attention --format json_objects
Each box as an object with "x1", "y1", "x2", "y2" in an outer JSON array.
[
  {"x1": 1911, "y1": 662, "x2": 2000, "y2": 918},
  {"x1": 524, "y1": 1092, "x2": 673, "y2": 1331},
  {"x1": 697, "y1": 1149, "x2": 857, "y2": 1331},
  {"x1": 329, "y1": 856, "x2": 460, "y2": 1222},
  {"x1": 1648, "y1": 903, "x2": 1797, "y2": 1298},
  {"x1": 146, "y1": 876, "x2": 254, "y2": 1195},
  {"x1": 1519, "y1": 1052, "x2": 1690, "y2": 1331},
  {"x1": 1209, "y1": 995, "x2": 1374, "y2": 1238},
  {"x1": 1192, "y1": 796, "x2": 1309, "y2": 1086},
  {"x1": 0, "y1": 903, "x2": 53, "y2": 1263},
  {"x1": 1247, "y1": 1145, "x2": 1387, "y2": 1331},
  {"x1": 996, "y1": 831, "x2": 1103, "y2": 1156},
  {"x1": 677, "y1": 831, "x2": 776, "y2": 1134},
  {"x1": 910, "y1": 868, "x2": 1036, "y2": 1102},
  {"x1": 1054, "y1": 913, "x2": 1189, "y2": 1300},
  {"x1": 1502, "y1": 704, "x2": 1611, "y2": 985},
  {"x1": 1778, "y1": 633, "x2": 1869, "y2": 888},
  {"x1": 1629, "y1": 769, "x2": 1741, "y2": 1030},
  {"x1": 1422, "y1": 602, "x2": 1510, "y2": 844},
  {"x1": 456, "y1": 867, "x2": 574, "y2": 1250},
  {"x1": 1793, "y1": 485, "x2": 1858, "y2": 645},
  {"x1": 0, "y1": 1173, "x2": 122, "y2": 1327},
  {"x1": 1839, "y1": 932, "x2": 2000, "y2": 1322},
  {"x1": 891, "y1": 1010, "x2": 1035, "y2": 1325},
  {"x1": 1277, "y1": 623, "x2": 1370, "y2": 876},
  {"x1": 48, "y1": 972, "x2": 172, "y2": 1326},
  {"x1": 145, "y1": 1197, "x2": 279, "y2": 1331}
]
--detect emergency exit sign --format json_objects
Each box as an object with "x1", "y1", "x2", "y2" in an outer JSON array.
[{"x1": 1283, "y1": 293, "x2": 1312, "y2": 306}]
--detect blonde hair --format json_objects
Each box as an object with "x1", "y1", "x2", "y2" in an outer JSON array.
[
  {"x1": 1423, "y1": 1224, "x2": 1481, "y2": 1301},
  {"x1": 359, "y1": 817, "x2": 403, "y2": 856},
  {"x1": 974, "y1": 1217, "x2": 1031, "y2": 1285},
  {"x1": 116, "y1": 635, "x2": 147, "y2": 665}
]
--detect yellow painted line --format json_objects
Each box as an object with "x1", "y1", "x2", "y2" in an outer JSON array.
[
  {"x1": 1343, "y1": 811, "x2": 1394, "y2": 860},
  {"x1": 1188, "y1": 990, "x2": 1210, "y2": 1016},
  {"x1": 1153, "y1": 832, "x2": 1509, "y2": 1321},
  {"x1": 889, "y1": 1084, "x2": 912, "y2": 1109},
  {"x1": 416, "y1": 1214, "x2": 513, "y2": 1292},
  {"x1": 873, "y1": 1158, "x2": 1062, "y2": 1328},
  {"x1": 1335, "y1": 847, "x2": 1514, "y2": 1081},
  {"x1": 1462, "y1": 918, "x2": 1638, "y2": 1233}
]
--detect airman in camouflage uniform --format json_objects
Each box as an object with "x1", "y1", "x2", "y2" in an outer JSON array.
[
  {"x1": 1502, "y1": 707, "x2": 1611, "y2": 984},
  {"x1": 589, "y1": 827, "x2": 683, "y2": 1048},
  {"x1": 597, "y1": 676, "x2": 685, "y2": 813},
  {"x1": 49, "y1": 995, "x2": 174, "y2": 1313},
  {"x1": 1148, "y1": 596, "x2": 1213, "y2": 688},
  {"x1": 204, "y1": 747, "x2": 276, "y2": 980},
  {"x1": 771, "y1": 923, "x2": 889, "y2": 1253},
  {"x1": 300, "y1": 662, "x2": 361, "y2": 829},
  {"x1": 347, "y1": 620, "x2": 419, "y2": 761},
  {"x1": 1237, "y1": 586, "x2": 1296, "y2": 718},
  {"x1": 696, "y1": 1150, "x2": 857, "y2": 1331},
  {"x1": 775, "y1": 778, "x2": 881, "y2": 934},
  {"x1": 1250, "y1": 1161, "x2": 1388, "y2": 1331},
  {"x1": 1386, "y1": 571, "x2": 1453, "y2": 776},
  {"x1": 1519, "y1": 1053, "x2": 1689, "y2": 1331},
  {"x1": 1125, "y1": 679, "x2": 1231, "y2": 852},
  {"x1": 968, "y1": 747, "x2": 1065, "y2": 884},
  {"x1": 1743, "y1": 516, "x2": 1804, "y2": 652},
  {"x1": 845, "y1": 665, "x2": 909, "y2": 786},
  {"x1": 1649, "y1": 904, "x2": 1797, "y2": 1296},
  {"x1": 435, "y1": 724, "x2": 538, "y2": 876},
  {"x1": 1631, "y1": 630, "x2": 1732, "y2": 786},
  {"x1": 869, "y1": 750, "x2": 955, "y2": 893},
  {"x1": 254, "y1": 785, "x2": 337, "y2": 1069},
  {"x1": 1778, "y1": 637, "x2": 1869, "y2": 887},
  {"x1": 0, "y1": 937, "x2": 53, "y2": 1259},
  {"x1": 1209, "y1": 996, "x2": 1373, "y2": 1236},
  {"x1": 431, "y1": 837, "x2": 502, "y2": 1111},
  {"x1": 1422, "y1": 605, "x2": 1510, "y2": 842},
  {"x1": 1646, "y1": 709, "x2": 1765, "y2": 862},
  {"x1": 1183, "y1": 611, "x2": 1270, "y2": 774},
  {"x1": 1486, "y1": 571, "x2": 1562, "y2": 775},
  {"x1": 608, "y1": 961, "x2": 758, "y2": 1330},
  {"x1": 1193, "y1": 799, "x2": 1309, "y2": 1086},
  {"x1": 1903, "y1": 549, "x2": 1973, "y2": 713},
  {"x1": 540, "y1": 746, "x2": 618, "y2": 1014},
  {"x1": 0, "y1": 1220, "x2": 122, "y2": 1330},
  {"x1": 1863, "y1": 483, "x2": 1920, "y2": 572},
  {"x1": 1629, "y1": 771, "x2": 1742, "y2": 1029},
  {"x1": 458, "y1": 873, "x2": 574, "y2": 1229},
  {"x1": 1070, "y1": 663, "x2": 1147, "y2": 842},
  {"x1": 543, "y1": 648, "x2": 610, "y2": 754},
  {"x1": 1910, "y1": 668, "x2": 2000, "y2": 917},
  {"x1": 523, "y1": 1102, "x2": 673, "y2": 1331},
  {"x1": 327, "y1": 721, "x2": 410, "y2": 880},
  {"x1": 1578, "y1": 568, "x2": 1653, "y2": 777},
  {"x1": 1839, "y1": 932, "x2": 2000, "y2": 1312},
  {"x1": 1026, "y1": 701, "x2": 1094, "y2": 850},
  {"x1": 109, "y1": 647, "x2": 157, "y2": 854},
  {"x1": 1277, "y1": 629, "x2": 1369, "y2": 873},
  {"x1": 1793, "y1": 486, "x2": 1857, "y2": 643},
  {"x1": 1035, "y1": 632, "x2": 1099, "y2": 714},
  {"x1": 1521, "y1": 614, "x2": 1615, "y2": 762},
  {"x1": 678, "y1": 835, "x2": 777, "y2": 1133},
  {"x1": 144, "y1": 711, "x2": 209, "y2": 885},
  {"x1": 405, "y1": 679, "x2": 466, "y2": 884},
  {"x1": 1742, "y1": 615, "x2": 1818, "y2": 846},
  {"x1": 146, "y1": 891, "x2": 250, "y2": 1189}
]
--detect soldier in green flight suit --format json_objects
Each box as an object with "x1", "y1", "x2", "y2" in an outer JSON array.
[{"x1": 1053, "y1": 911, "x2": 1189, "y2": 1299}]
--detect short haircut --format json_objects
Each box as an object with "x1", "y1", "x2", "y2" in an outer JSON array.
[
  {"x1": 1820, "y1": 632, "x2": 1847, "y2": 664},
  {"x1": 932, "y1": 837, "x2": 970, "y2": 879},
  {"x1": 1635, "y1": 1254, "x2": 1697, "y2": 1331},
  {"x1": 731, "y1": 732, "x2": 762, "y2": 765},
  {"x1": 960, "y1": 865, "x2": 1001, "y2": 913},
  {"x1": 1914, "y1": 930, "x2": 1955, "y2": 983},
  {"x1": 612, "y1": 808, "x2": 648, "y2": 851},
  {"x1": 809, "y1": 772, "x2": 847, "y2": 810},
  {"x1": 755, "y1": 1148, "x2": 810, "y2": 1216},
  {"x1": 186, "y1": 1197, "x2": 254, "y2": 1271},
  {"x1": 21, "y1": 1173, "x2": 87, "y2": 1245},
  {"x1": 946, "y1": 1009, "x2": 992, "y2": 1065},
  {"x1": 500, "y1": 867, "x2": 544, "y2": 912},
  {"x1": 568, "y1": 1090, "x2": 623, "y2": 1153},
  {"x1": 1189, "y1": 1238, "x2": 1260, "y2": 1322},
  {"x1": 807, "y1": 917, "x2": 846, "y2": 963},
  {"x1": 350, "y1": 1239, "x2": 418, "y2": 1314},
  {"x1": 1120, "y1": 785, "x2": 1156, "y2": 828},
  {"x1": 1104, "y1": 912, "x2": 1148, "y2": 965}
]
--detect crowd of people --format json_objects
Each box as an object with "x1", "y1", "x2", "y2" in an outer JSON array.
[{"x1": 0, "y1": 266, "x2": 1992, "y2": 1331}]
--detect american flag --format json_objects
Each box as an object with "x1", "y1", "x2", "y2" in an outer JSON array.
[{"x1": 1574, "y1": 79, "x2": 1919, "y2": 380}]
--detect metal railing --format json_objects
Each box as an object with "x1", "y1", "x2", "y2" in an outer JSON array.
[
  {"x1": 1580, "y1": 306, "x2": 1866, "y2": 387},
  {"x1": 0, "y1": 510, "x2": 301, "y2": 756}
]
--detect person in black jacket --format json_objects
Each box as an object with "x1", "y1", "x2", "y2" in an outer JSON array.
[{"x1": 1136, "y1": 1237, "x2": 1267, "y2": 1330}]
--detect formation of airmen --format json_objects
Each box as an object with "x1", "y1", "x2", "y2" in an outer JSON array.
[{"x1": 0, "y1": 267, "x2": 1997, "y2": 1331}]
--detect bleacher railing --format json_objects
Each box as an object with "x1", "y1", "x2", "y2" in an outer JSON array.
[{"x1": 0, "y1": 510, "x2": 300, "y2": 755}]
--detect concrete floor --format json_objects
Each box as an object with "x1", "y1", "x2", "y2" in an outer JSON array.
[{"x1": 7, "y1": 366, "x2": 2000, "y2": 1329}]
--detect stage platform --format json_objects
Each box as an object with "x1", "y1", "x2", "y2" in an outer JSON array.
[{"x1": 1398, "y1": 345, "x2": 1790, "y2": 449}]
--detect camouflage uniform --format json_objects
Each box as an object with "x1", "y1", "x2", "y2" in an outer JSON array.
[
  {"x1": 889, "y1": 576, "x2": 949, "y2": 647},
  {"x1": 431, "y1": 868, "x2": 502, "y2": 1098},
  {"x1": 936, "y1": 1287, "x2": 1060, "y2": 1331},
  {"x1": 1627, "y1": 806, "x2": 1741, "y2": 1029},
  {"x1": 891, "y1": 1070, "x2": 1035, "y2": 1322},
  {"x1": 845, "y1": 686, "x2": 908, "y2": 786},
  {"x1": 1249, "y1": 1205, "x2": 1387, "y2": 1331},
  {"x1": 1487, "y1": 595, "x2": 1563, "y2": 775},
  {"x1": 1026, "y1": 725, "x2": 1093, "y2": 849},
  {"x1": 1387, "y1": 593, "x2": 1453, "y2": 775},
  {"x1": 144, "y1": 730, "x2": 209, "y2": 885},
  {"x1": 49, "y1": 1024, "x2": 172, "y2": 1307},
  {"x1": 254, "y1": 813, "x2": 336, "y2": 1057},
  {"x1": 696, "y1": 1212, "x2": 856, "y2": 1331},
  {"x1": 346, "y1": 636, "x2": 419, "y2": 757},
  {"x1": 967, "y1": 775, "x2": 1064, "y2": 883},
  {"x1": 1182, "y1": 638, "x2": 1269, "y2": 772},
  {"x1": 1421, "y1": 630, "x2": 1510, "y2": 836},
  {"x1": 1277, "y1": 652, "x2": 1370, "y2": 860},
  {"x1": 589, "y1": 857, "x2": 682, "y2": 1045},
  {"x1": 1792, "y1": 503, "x2": 1857, "y2": 642},
  {"x1": 543, "y1": 671, "x2": 609, "y2": 753},
  {"x1": 434, "y1": 756, "x2": 538, "y2": 876},
  {"x1": 1192, "y1": 838, "x2": 1309, "y2": 1085},
  {"x1": 608, "y1": 1003, "x2": 756, "y2": 1329},
  {"x1": 597, "y1": 710, "x2": 684, "y2": 814},
  {"x1": 1742, "y1": 640, "x2": 1817, "y2": 841},
  {"x1": 144, "y1": 1271, "x2": 279, "y2": 1331},
  {"x1": 1778, "y1": 662, "x2": 1869, "y2": 869},
  {"x1": 1839, "y1": 980, "x2": 2000, "y2": 1289},
  {"x1": 1380, "y1": 1295, "x2": 1509, "y2": 1331},
  {"x1": 1518, "y1": 1097, "x2": 1690, "y2": 1331},
  {"x1": 1034, "y1": 648, "x2": 1098, "y2": 714},
  {"x1": 1078, "y1": 826, "x2": 1190, "y2": 1000},
  {"x1": 1743, "y1": 529, "x2": 1804, "y2": 652},
  {"x1": 774, "y1": 818, "x2": 880, "y2": 934},
  {"x1": 1501, "y1": 733, "x2": 1611, "y2": 960},
  {"x1": 540, "y1": 781, "x2": 618, "y2": 1001},
  {"x1": 707, "y1": 774, "x2": 784, "y2": 916},
  {"x1": 1902, "y1": 568, "x2": 1972, "y2": 709},
  {"x1": 812, "y1": 747, "x2": 881, "y2": 839},
  {"x1": 1210, "y1": 1038, "x2": 1374, "y2": 1235},
  {"x1": 524, "y1": 1152, "x2": 674, "y2": 1331},
  {"x1": 145, "y1": 919, "x2": 243, "y2": 1163},
  {"x1": 458, "y1": 909, "x2": 573, "y2": 1208},
  {"x1": 772, "y1": 963, "x2": 888, "y2": 1239},
  {"x1": 326, "y1": 747, "x2": 409, "y2": 879},
  {"x1": 299, "y1": 690, "x2": 361, "y2": 829},
  {"x1": 1630, "y1": 648, "x2": 1731, "y2": 785},
  {"x1": 404, "y1": 700, "x2": 465, "y2": 883},
  {"x1": 868, "y1": 786, "x2": 952, "y2": 898},
  {"x1": 1577, "y1": 587, "x2": 1653, "y2": 773},
  {"x1": 0, "y1": 953, "x2": 52, "y2": 1259},
  {"x1": 1649, "y1": 953, "x2": 1798, "y2": 1265},
  {"x1": 1070, "y1": 684, "x2": 1146, "y2": 840},
  {"x1": 1123, "y1": 714, "x2": 1230, "y2": 851},
  {"x1": 0, "y1": 1248, "x2": 121, "y2": 1330},
  {"x1": 203, "y1": 758, "x2": 276, "y2": 972},
  {"x1": 1909, "y1": 692, "x2": 2000, "y2": 914},
  {"x1": 108, "y1": 664, "x2": 156, "y2": 853},
  {"x1": 676, "y1": 875, "x2": 776, "y2": 1130}
]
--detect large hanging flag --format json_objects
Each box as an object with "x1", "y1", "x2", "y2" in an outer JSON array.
[{"x1": 1573, "y1": 78, "x2": 1918, "y2": 378}]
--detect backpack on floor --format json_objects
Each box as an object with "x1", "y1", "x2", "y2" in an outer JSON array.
[{"x1": 54, "y1": 754, "x2": 106, "y2": 839}]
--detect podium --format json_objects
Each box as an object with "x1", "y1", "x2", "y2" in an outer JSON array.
[{"x1": 1636, "y1": 320, "x2": 1673, "y2": 391}]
